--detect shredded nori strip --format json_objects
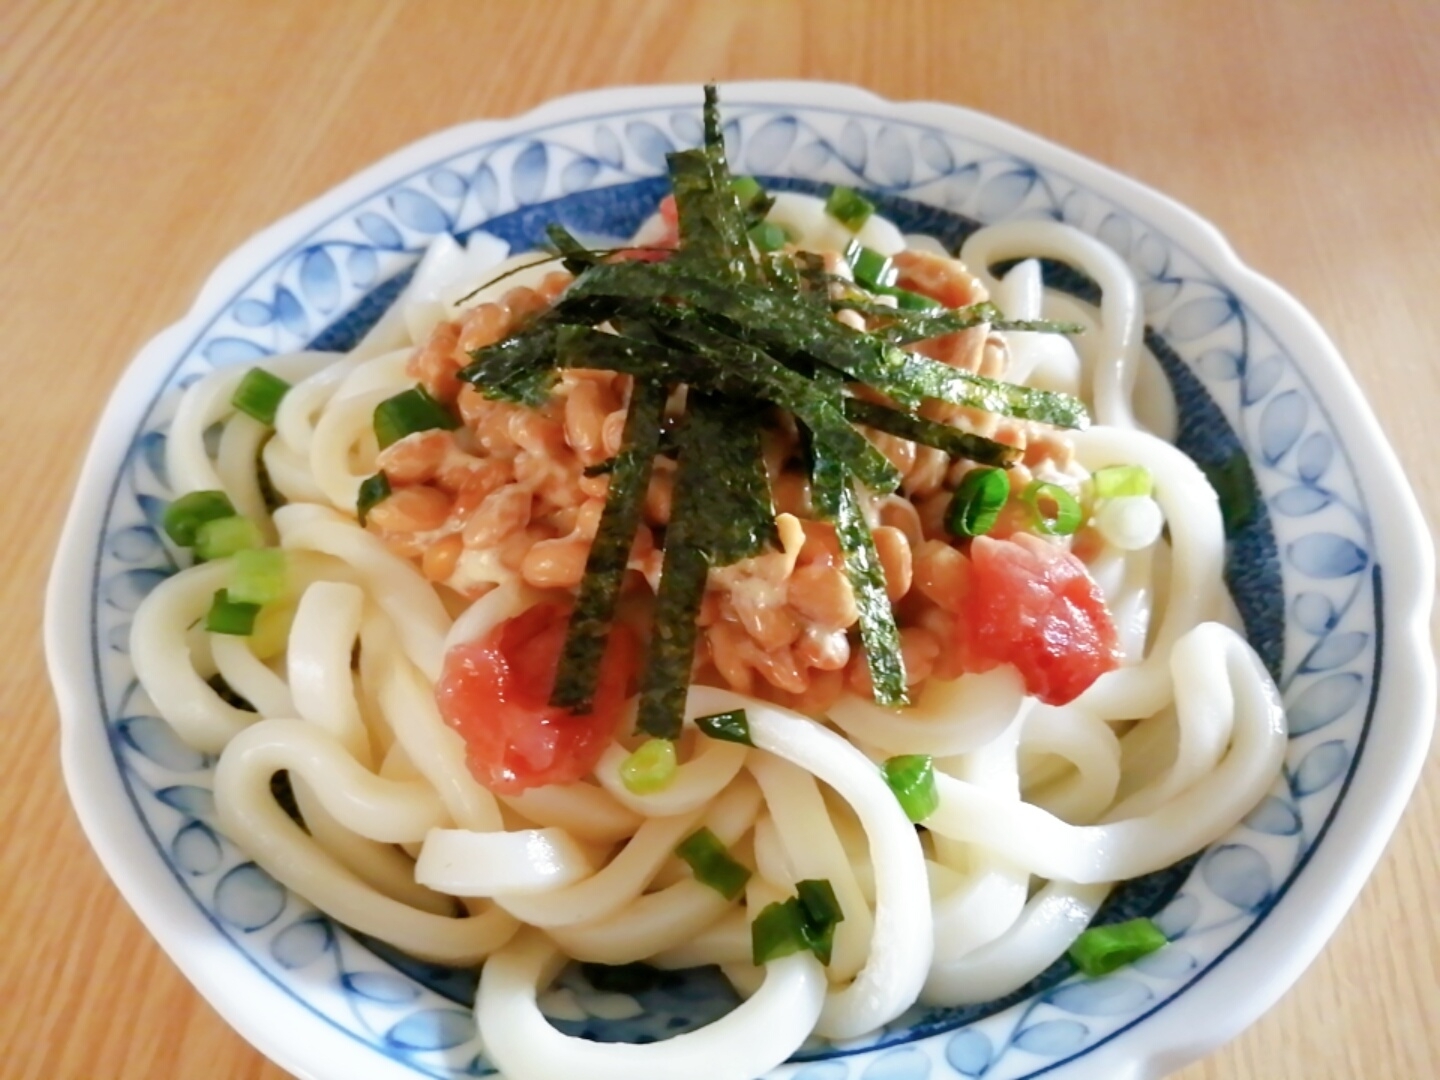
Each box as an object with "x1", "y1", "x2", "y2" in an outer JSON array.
[
  {"x1": 668, "y1": 148, "x2": 755, "y2": 283},
  {"x1": 459, "y1": 319, "x2": 564, "y2": 406},
  {"x1": 552, "y1": 323, "x2": 899, "y2": 495},
  {"x1": 562, "y1": 260, "x2": 1089, "y2": 427},
  {"x1": 636, "y1": 394, "x2": 775, "y2": 739},
  {"x1": 551, "y1": 379, "x2": 668, "y2": 712},
  {"x1": 545, "y1": 223, "x2": 602, "y2": 276},
  {"x1": 807, "y1": 376, "x2": 908, "y2": 707},
  {"x1": 692, "y1": 397, "x2": 778, "y2": 563},
  {"x1": 842, "y1": 398, "x2": 1021, "y2": 468},
  {"x1": 863, "y1": 299, "x2": 1084, "y2": 342},
  {"x1": 837, "y1": 296, "x2": 1000, "y2": 332}
]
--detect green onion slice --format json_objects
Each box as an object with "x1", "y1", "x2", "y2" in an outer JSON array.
[
  {"x1": 373, "y1": 386, "x2": 459, "y2": 450},
  {"x1": 675, "y1": 827, "x2": 751, "y2": 900},
  {"x1": 844, "y1": 240, "x2": 896, "y2": 290},
  {"x1": 162, "y1": 490, "x2": 237, "y2": 547},
  {"x1": 795, "y1": 878, "x2": 845, "y2": 965},
  {"x1": 1067, "y1": 917, "x2": 1169, "y2": 977},
  {"x1": 947, "y1": 467, "x2": 1011, "y2": 537},
  {"x1": 1092, "y1": 465, "x2": 1153, "y2": 499},
  {"x1": 205, "y1": 589, "x2": 260, "y2": 636},
  {"x1": 619, "y1": 738, "x2": 678, "y2": 794},
  {"x1": 729, "y1": 174, "x2": 763, "y2": 209},
  {"x1": 825, "y1": 185, "x2": 875, "y2": 231},
  {"x1": 1021, "y1": 480, "x2": 1083, "y2": 536},
  {"x1": 228, "y1": 548, "x2": 287, "y2": 606},
  {"x1": 747, "y1": 221, "x2": 787, "y2": 253},
  {"x1": 357, "y1": 471, "x2": 392, "y2": 526},
  {"x1": 751, "y1": 897, "x2": 810, "y2": 965},
  {"x1": 879, "y1": 284, "x2": 944, "y2": 311},
  {"x1": 193, "y1": 515, "x2": 265, "y2": 561},
  {"x1": 694, "y1": 709, "x2": 753, "y2": 746},
  {"x1": 796, "y1": 879, "x2": 844, "y2": 932},
  {"x1": 750, "y1": 880, "x2": 846, "y2": 966},
  {"x1": 881, "y1": 754, "x2": 940, "y2": 823},
  {"x1": 729, "y1": 174, "x2": 774, "y2": 224},
  {"x1": 230, "y1": 368, "x2": 292, "y2": 426}
]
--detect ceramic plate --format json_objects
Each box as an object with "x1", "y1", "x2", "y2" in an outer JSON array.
[{"x1": 46, "y1": 81, "x2": 1435, "y2": 1080}]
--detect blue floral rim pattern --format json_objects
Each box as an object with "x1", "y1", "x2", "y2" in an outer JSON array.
[{"x1": 86, "y1": 95, "x2": 1380, "y2": 1080}]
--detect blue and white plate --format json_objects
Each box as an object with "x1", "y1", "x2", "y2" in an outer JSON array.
[{"x1": 46, "y1": 82, "x2": 1435, "y2": 1080}]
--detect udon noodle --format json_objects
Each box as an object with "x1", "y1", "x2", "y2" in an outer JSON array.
[{"x1": 131, "y1": 177, "x2": 1287, "y2": 1080}]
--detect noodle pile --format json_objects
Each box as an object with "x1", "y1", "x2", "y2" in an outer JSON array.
[{"x1": 131, "y1": 191, "x2": 1287, "y2": 1080}]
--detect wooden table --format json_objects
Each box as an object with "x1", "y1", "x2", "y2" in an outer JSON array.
[{"x1": 4, "y1": 2, "x2": 1436, "y2": 1077}]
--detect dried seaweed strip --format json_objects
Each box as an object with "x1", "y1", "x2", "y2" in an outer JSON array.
[
  {"x1": 640, "y1": 309, "x2": 900, "y2": 495},
  {"x1": 842, "y1": 398, "x2": 1020, "y2": 469},
  {"x1": 545, "y1": 223, "x2": 602, "y2": 276},
  {"x1": 458, "y1": 321, "x2": 562, "y2": 406},
  {"x1": 848, "y1": 299, "x2": 1001, "y2": 339},
  {"x1": 563, "y1": 261, "x2": 1089, "y2": 427},
  {"x1": 553, "y1": 322, "x2": 899, "y2": 495},
  {"x1": 551, "y1": 378, "x2": 668, "y2": 712},
  {"x1": 695, "y1": 398, "x2": 778, "y2": 564},
  {"x1": 807, "y1": 376, "x2": 909, "y2": 708},
  {"x1": 864, "y1": 299, "x2": 1083, "y2": 342},
  {"x1": 667, "y1": 149, "x2": 755, "y2": 284},
  {"x1": 635, "y1": 400, "x2": 719, "y2": 739}
]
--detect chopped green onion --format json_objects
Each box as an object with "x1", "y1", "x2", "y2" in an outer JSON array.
[
  {"x1": 1093, "y1": 465, "x2": 1153, "y2": 499},
  {"x1": 875, "y1": 283, "x2": 943, "y2": 311},
  {"x1": 373, "y1": 386, "x2": 459, "y2": 450},
  {"x1": 844, "y1": 240, "x2": 896, "y2": 290},
  {"x1": 695, "y1": 709, "x2": 754, "y2": 746},
  {"x1": 1068, "y1": 917, "x2": 1169, "y2": 977},
  {"x1": 228, "y1": 548, "x2": 287, "y2": 606},
  {"x1": 795, "y1": 878, "x2": 845, "y2": 965},
  {"x1": 946, "y1": 467, "x2": 1011, "y2": 538},
  {"x1": 193, "y1": 515, "x2": 265, "y2": 561},
  {"x1": 205, "y1": 589, "x2": 260, "y2": 636},
  {"x1": 824, "y1": 185, "x2": 875, "y2": 231},
  {"x1": 230, "y1": 368, "x2": 292, "y2": 425},
  {"x1": 881, "y1": 754, "x2": 939, "y2": 823},
  {"x1": 751, "y1": 897, "x2": 810, "y2": 965},
  {"x1": 729, "y1": 175, "x2": 763, "y2": 209},
  {"x1": 1022, "y1": 480, "x2": 1083, "y2": 536},
  {"x1": 750, "y1": 879, "x2": 846, "y2": 966},
  {"x1": 796, "y1": 879, "x2": 844, "y2": 933},
  {"x1": 747, "y1": 221, "x2": 787, "y2": 253},
  {"x1": 676, "y1": 827, "x2": 752, "y2": 900},
  {"x1": 162, "y1": 490, "x2": 237, "y2": 547},
  {"x1": 619, "y1": 738, "x2": 678, "y2": 794},
  {"x1": 357, "y1": 471, "x2": 392, "y2": 526}
]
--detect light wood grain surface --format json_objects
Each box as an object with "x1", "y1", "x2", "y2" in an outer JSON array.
[{"x1": 4, "y1": 2, "x2": 1437, "y2": 1077}]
